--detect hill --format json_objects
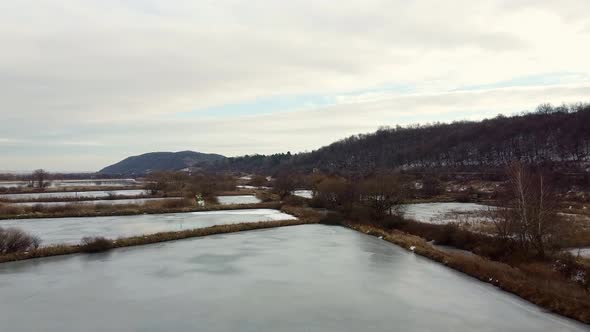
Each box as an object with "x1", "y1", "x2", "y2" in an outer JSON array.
[
  {"x1": 99, "y1": 151, "x2": 226, "y2": 175},
  {"x1": 224, "y1": 103, "x2": 590, "y2": 175}
]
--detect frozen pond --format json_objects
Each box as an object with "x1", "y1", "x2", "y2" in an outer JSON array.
[
  {"x1": 50, "y1": 179, "x2": 140, "y2": 187},
  {"x1": 568, "y1": 247, "x2": 590, "y2": 258},
  {"x1": 292, "y1": 190, "x2": 313, "y2": 199},
  {"x1": 236, "y1": 185, "x2": 271, "y2": 190},
  {"x1": 217, "y1": 195, "x2": 261, "y2": 205},
  {"x1": 0, "y1": 225, "x2": 587, "y2": 332},
  {"x1": 0, "y1": 179, "x2": 140, "y2": 189},
  {"x1": 0, "y1": 209, "x2": 295, "y2": 246},
  {"x1": 0, "y1": 189, "x2": 149, "y2": 201},
  {"x1": 403, "y1": 202, "x2": 491, "y2": 224},
  {"x1": 0, "y1": 181, "x2": 27, "y2": 188},
  {"x1": 9, "y1": 197, "x2": 180, "y2": 207}
]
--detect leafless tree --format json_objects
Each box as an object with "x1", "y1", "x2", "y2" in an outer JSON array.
[
  {"x1": 358, "y1": 173, "x2": 408, "y2": 219},
  {"x1": 490, "y1": 162, "x2": 564, "y2": 257},
  {"x1": 32, "y1": 169, "x2": 49, "y2": 190},
  {"x1": 272, "y1": 172, "x2": 298, "y2": 199},
  {"x1": 314, "y1": 176, "x2": 354, "y2": 209}
]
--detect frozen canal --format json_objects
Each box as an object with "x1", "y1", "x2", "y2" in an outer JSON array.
[
  {"x1": 0, "y1": 225, "x2": 587, "y2": 332},
  {"x1": 217, "y1": 195, "x2": 261, "y2": 205},
  {"x1": 403, "y1": 202, "x2": 491, "y2": 224},
  {"x1": 0, "y1": 209, "x2": 295, "y2": 246},
  {"x1": 0, "y1": 189, "x2": 150, "y2": 201}
]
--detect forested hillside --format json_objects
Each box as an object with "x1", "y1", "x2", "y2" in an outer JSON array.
[{"x1": 224, "y1": 104, "x2": 590, "y2": 175}]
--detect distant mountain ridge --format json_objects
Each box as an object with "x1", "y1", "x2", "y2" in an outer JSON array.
[{"x1": 99, "y1": 151, "x2": 226, "y2": 175}]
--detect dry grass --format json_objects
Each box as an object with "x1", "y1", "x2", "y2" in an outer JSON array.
[
  {"x1": 0, "y1": 200, "x2": 282, "y2": 220},
  {"x1": 345, "y1": 223, "x2": 590, "y2": 324},
  {"x1": 0, "y1": 193, "x2": 160, "y2": 204},
  {"x1": 0, "y1": 185, "x2": 142, "y2": 195}
]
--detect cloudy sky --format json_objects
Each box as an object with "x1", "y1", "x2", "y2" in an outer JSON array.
[{"x1": 1, "y1": 0, "x2": 590, "y2": 171}]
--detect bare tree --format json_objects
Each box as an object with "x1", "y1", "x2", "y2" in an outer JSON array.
[
  {"x1": 32, "y1": 169, "x2": 49, "y2": 190},
  {"x1": 273, "y1": 172, "x2": 298, "y2": 199},
  {"x1": 314, "y1": 176, "x2": 354, "y2": 209},
  {"x1": 491, "y1": 162, "x2": 564, "y2": 257},
  {"x1": 358, "y1": 173, "x2": 408, "y2": 219}
]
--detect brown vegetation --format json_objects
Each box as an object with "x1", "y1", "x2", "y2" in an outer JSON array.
[
  {"x1": 146, "y1": 171, "x2": 236, "y2": 200},
  {"x1": 0, "y1": 227, "x2": 40, "y2": 254},
  {"x1": 80, "y1": 237, "x2": 113, "y2": 253},
  {"x1": 489, "y1": 162, "x2": 565, "y2": 257},
  {"x1": 0, "y1": 200, "x2": 281, "y2": 220}
]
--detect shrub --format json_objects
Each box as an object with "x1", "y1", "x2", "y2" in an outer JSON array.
[
  {"x1": 80, "y1": 237, "x2": 113, "y2": 253},
  {"x1": 0, "y1": 227, "x2": 41, "y2": 254},
  {"x1": 320, "y1": 212, "x2": 344, "y2": 225},
  {"x1": 283, "y1": 195, "x2": 307, "y2": 206}
]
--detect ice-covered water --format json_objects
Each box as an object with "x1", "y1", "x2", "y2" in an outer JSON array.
[
  {"x1": 0, "y1": 189, "x2": 150, "y2": 201},
  {"x1": 217, "y1": 195, "x2": 261, "y2": 205},
  {"x1": 403, "y1": 202, "x2": 492, "y2": 224},
  {"x1": 0, "y1": 225, "x2": 587, "y2": 332},
  {"x1": 292, "y1": 190, "x2": 313, "y2": 199},
  {"x1": 0, "y1": 179, "x2": 140, "y2": 189},
  {"x1": 0, "y1": 209, "x2": 295, "y2": 245},
  {"x1": 9, "y1": 197, "x2": 180, "y2": 207},
  {"x1": 568, "y1": 247, "x2": 590, "y2": 258}
]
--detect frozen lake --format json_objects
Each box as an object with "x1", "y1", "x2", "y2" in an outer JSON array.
[
  {"x1": 403, "y1": 202, "x2": 491, "y2": 224},
  {"x1": 0, "y1": 189, "x2": 150, "y2": 201},
  {"x1": 217, "y1": 195, "x2": 261, "y2": 205},
  {"x1": 9, "y1": 197, "x2": 180, "y2": 207},
  {"x1": 0, "y1": 225, "x2": 587, "y2": 332},
  {"x1": 0, "y1": 209, "x2": 295, "y2": 246}
]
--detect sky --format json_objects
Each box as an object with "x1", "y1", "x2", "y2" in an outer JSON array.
[{"x1": 1, "y1": 0, "x2": 590, "y2": 172}]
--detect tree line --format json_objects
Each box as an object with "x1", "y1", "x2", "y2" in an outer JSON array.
[{"x1": 219, "y1": 103, "x2": 590, "y2": 176}]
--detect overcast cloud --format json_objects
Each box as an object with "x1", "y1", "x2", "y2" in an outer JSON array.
[{"x1": 1, "y1": 0, "x2": 589, "y2": 171}]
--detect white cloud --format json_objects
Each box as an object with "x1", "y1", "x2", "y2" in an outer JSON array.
[{"x1": 1, "y1": 0, "x2": 589, "y2": 170}]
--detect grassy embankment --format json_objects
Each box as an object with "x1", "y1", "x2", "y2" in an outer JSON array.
[
  {"x1": 0, "y1": 185, "x2": 142, "y2": 195},
  {"x1": 0, "y1": 193, "x2": 165, "y2": 204},
  {"x1": 0, "y1": 199, "x2": 282, "y2": 220}
]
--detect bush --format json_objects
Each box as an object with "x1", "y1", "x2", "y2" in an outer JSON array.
[
  {"x1": 320, "y1": 212, "x2": 344, "y2": 225},
  {"x1": 0, "y1": 227, "x2": 41, "y2": 254},
  {"x1": 80, "y1": 237, "x2": 113, "y2": 253},
  {"x1": 283, "y1": 195, "x2": 307, "y2": 206}
]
